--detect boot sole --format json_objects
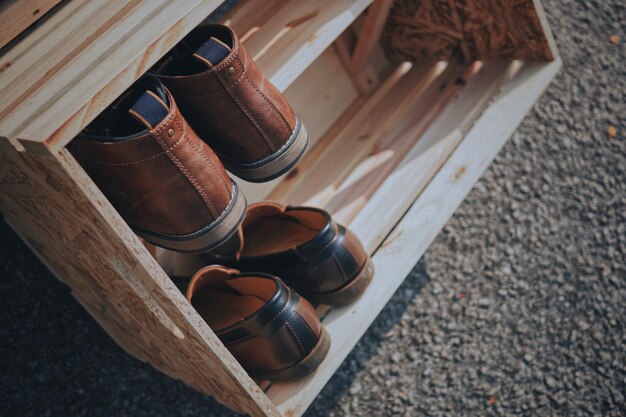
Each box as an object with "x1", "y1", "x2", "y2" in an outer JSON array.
[
  {"x1": 223, "y1": 118, "x2": 309, "y2": 183},
  {"x1": 133, "y1": 182, "x2": 247, "y2": 254},
  {"x1": 298, "y1": 257, "x2": 375, "y2": 306},
  {"x1": 247, "y1": 327, "x2": 331, "y2": 381}
]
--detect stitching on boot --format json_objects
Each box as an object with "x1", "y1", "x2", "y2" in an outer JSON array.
[
  {"x1": 216, "y1": 53, "x2": 275, "y2": 154},
  {"x1": 154, "y1": 117, "x2": 219, "y2": 218}
]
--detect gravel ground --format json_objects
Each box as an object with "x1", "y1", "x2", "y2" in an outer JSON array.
[{"x1": 1, "y1": 0, "x2": 624, "y2": 416}]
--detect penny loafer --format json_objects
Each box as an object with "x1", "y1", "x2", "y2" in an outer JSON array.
[
  {"x1": 187, "y1": 265, "x2": 330, "y2": 381},
  {"x1": 202, "y1": 202, "x2": 375, "y2": 306}
]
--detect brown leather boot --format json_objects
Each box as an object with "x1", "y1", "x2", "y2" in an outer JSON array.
[
  {"x1": 152, "y1": 24, "x2": 308, "y2": 183},
  {"x1": 70, "y1": 77, "x2": 246, "y2": 253},
  {"x1": 187, "y1": 265, "x2": 330, "y2": 381},
  {"x1": 202, "y1": 202, "x2": 375, "y2": 306}
]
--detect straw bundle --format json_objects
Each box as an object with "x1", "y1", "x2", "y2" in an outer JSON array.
[{"x1": 381, "y1": 0, "x2": 553, "y2": 64}]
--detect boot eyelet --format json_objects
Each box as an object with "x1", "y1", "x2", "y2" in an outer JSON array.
[
  {"x1": 228, "y1": 66, "x2": 235, "y2": 74},
  {"x1": 167, "y1": 128, "x2": 175, "y2": 137}
]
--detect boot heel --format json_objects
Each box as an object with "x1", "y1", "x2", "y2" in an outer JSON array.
[
  {"x1": 134, "y1": 182, "x2": 247, "y2": 254},
  {"x1": 223, "y1": 118, "x2": 309, "y2": 183}
]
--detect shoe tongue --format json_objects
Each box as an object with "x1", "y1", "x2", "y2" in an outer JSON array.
[
  {"x1": 128, "y1": 90, "x2": 170, "y2": 130},
  {"x1": 192, "y1": 37, "x2": 231, "y2": 68}
]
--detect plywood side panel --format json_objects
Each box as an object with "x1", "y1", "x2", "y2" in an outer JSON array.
[{"x1": 0, "y1": 141, "x2": 279, "y2": 417}]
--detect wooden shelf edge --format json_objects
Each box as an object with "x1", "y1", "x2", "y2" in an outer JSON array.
[
  {"x1": 221, "y1": 0, "x2": 373, "y2": 92},
  {"x1": 0, "y1": 0, "x2": 63, "y2": 50},
  {"x1": 266, "y1": 58, "x2": 562, "y2": 416},
  {"x1": 1, "y1": 0, "x2": 225, "y2": 154}
]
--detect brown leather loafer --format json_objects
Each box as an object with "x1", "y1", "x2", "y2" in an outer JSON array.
[
  {"x1": 187, "y1": 265, "x2": 330, "y2": 381},
  {"x1": 152, "y1": 24, "x2": 308, "y2": 183},
  {"x1": 70, "y1": 77, "x2": 246, "y2": 253},
  {"x1": 202, "y1": 202, "x2": 375, "y2": 306}
]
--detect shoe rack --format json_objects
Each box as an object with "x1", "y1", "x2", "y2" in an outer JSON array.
[{"x1": 0, "y1": 1, "x2": 560, "y2": 416}]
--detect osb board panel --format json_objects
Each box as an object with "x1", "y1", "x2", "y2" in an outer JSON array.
[
  {"x1": 0, "y1": 140, "x2": 279, "y2": 417},
  {"x1": 382, "y1": 0, "x2": 554, "y2": 63}
]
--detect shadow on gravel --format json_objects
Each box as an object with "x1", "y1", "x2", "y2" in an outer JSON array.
[
  {"x1": 303, "y1": 259, "x2": 431, "y2": 417},
  {"x1": 0, "y1": 217, "x2": 430, "y2": 417}
]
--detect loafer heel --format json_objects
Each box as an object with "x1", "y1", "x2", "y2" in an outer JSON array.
[
  {"x1": 299, "y1": 257, "x2": 375, "y2": 306},
  {"x1": 247, "y1": 328, "x2": 331, "y2": 381}
]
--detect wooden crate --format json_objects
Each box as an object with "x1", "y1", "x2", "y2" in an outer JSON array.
[{"x1": 0, "y1": 0, "x2": 560, "y2": 416}]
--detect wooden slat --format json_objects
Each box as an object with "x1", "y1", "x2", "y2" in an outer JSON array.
[
  {"x1": 347, "y1": 0, "x2": 393, "y2": 94},
  {"x1": 267, "y1": 57, "x2": 562, "y2": 417},
  {"x1": 0, "y1": 0, "x2": 63, "y2": 50},
  {"x1": 341, "y1": 60, "x2": 521, "y2": 250},
  {"x1": 236, "y1": 47, "x2": 360, "y2": 203},
  {"x1": 0, "y1": 0, "x2": 225, "y2": 154},
  {"x1": 222, "y1": 0, "x2": 374, "y2": 92},
  {"x1": 268, "y1": 61, "x2": 449, "y2": 206}
]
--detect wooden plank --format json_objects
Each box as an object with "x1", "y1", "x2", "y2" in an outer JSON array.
[
  {"x1": 0, "y1": 141, "x2": 279, "y2": 417},
  {"x1": 235, "y1": 47, "x2": 360, "y2": 204},
  {"x1": 0, "y1": 0, "x2": 225, "y2": 154},
  {"x1": 531, "y1": 0, "x2": 560, "y2": 59},
  {"x1": 267, "y1": 57, "x2": 562, "y2": 417},
  {"x1": 0, "y1": 0, "x2": 63, "y2": 50},
  {"x1": 268, "y1": 61, "x2": 448, "y2": 206},
  {"x1": 222, "y1": 0, "x2": 374, "y2": 92},
  {"x1": 340, "y1": 60, "x2": 522, "y2": 250},
  {"x1": 348, "y1": 0, "x2": 393, "y2": 94}
]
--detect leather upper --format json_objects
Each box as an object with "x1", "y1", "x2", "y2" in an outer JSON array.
[
  {"x1": 153, "y1": 24, "x2": 297, "y2": 164},
  {"x1": 203, "y1": 202, "x2": 370, "y2": 295},
  {"x1": 186, "y1": 266, "x2": 321, "y2": 372},
  {"x1": 70, "y1": 78, "x2": 233, "y2": 236}
]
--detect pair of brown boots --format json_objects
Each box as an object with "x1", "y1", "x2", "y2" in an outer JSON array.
[
  {"x1": 71, "y1": 24, "x2": 374, "y2": 381},
  {"x1": 72, "y1": 24, "x2": 307, "y2": 253}
]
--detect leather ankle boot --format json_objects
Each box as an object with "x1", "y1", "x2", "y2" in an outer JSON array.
[
  {"x1": 70, "y1": 77, "x2": 246, "y2": 253},
  {"x1": 202, "y1": 202, "x2": 375, "y2": 306},
  {"x1": 187, "y1": 265, "x2": 330, "y2": 381},
  {"x1": 152, "y1": 24, "x2": 308, "y2": 183}
]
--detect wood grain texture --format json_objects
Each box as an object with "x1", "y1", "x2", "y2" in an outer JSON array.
[
  {"x1": 0, "y1": 0, "x2": 63, "y2": 50},
  {"x1": 266, "y1": 57, "x2": 562, "y2": 417},
  {"x1": 0, "y1": 141, "x2": 279, "y2": 417},
  {"x1": 0, "y1": 0, "x2": 224, "y2": 154},
  {"x1": 236, "y1": 47, "x2": 360, "y2": 204},
  {"x1": 221, "y1": 0, "x2": 374, "y2": 92},
  {"x1": 381, "y1": 0, "x2": 555, "y2": 64}
]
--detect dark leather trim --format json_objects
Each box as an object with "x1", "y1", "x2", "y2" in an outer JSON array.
[
  {"x1": 216, "y1": 274, "x2": 300, "y2": 346},
  {"x1": 285, "y1": 311, "x2": 317, "y2": 356}
]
